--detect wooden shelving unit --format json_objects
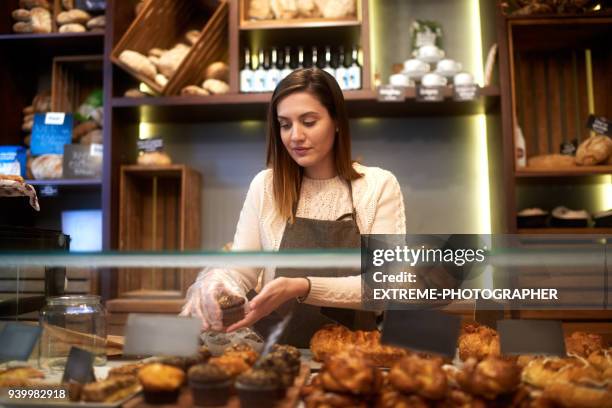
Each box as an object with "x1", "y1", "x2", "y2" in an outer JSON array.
[
  {"x1": 518, "y1": 227, "x2": 612, "y2": 235},
  {"x1": 26, "y1": 179, "x2": 102, "y2": 187},
  {"x1": 516, "y1": 166, "x2": 612, "y2": 177}
]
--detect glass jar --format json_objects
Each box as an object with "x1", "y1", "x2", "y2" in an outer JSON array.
[{"x1": 39, "y1": 295, "x2": 106, "y2": 372}]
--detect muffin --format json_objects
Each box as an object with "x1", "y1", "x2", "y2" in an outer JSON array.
[
  {"x1": 217, "y1": 291, "x2": 245, "y2": 327},
  {"x1": 198, "y1": 346, "x2": 212, "y2": 362},
  {"x1": 224, "y1": 343, "x2": 259, "y2": 366},
  {"x1": 156, "y1": 354, "x2": 206, "y2": 373},
  {"x1": 209, "y1": 355, "x2": 251, "y2": 378},
  {"x1": 188, "y1": 363, "x2": 232, "y2": 407},
  {"x1": 270, "y1": 345, "x2": 301, "y2": 374},
  {"x1": 236, "y1": 369, "x2": 285, "y2": 408},
  {"x1": 254, "y1": 354, "x2": 295, "y2": 388},
  {"x1": 137, "y1": 363, "x2": 184, "y2": 404}
]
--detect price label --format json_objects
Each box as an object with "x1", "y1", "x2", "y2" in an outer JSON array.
[
  {"x1": 377, "y1": 85, "x2": 406, "y2": 102},
  {"x1": 453, "y1": 84, "x2": 479, "y2": 101},
  {"x1": 44, "y1": 112, "x2": 66, "y2": 126},
  {"x1": 416, "y1": 86, "x2": 444, "y2": 102}
]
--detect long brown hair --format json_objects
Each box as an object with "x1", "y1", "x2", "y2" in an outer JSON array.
[{"x1": 266, "y1": 68, "x2": 362, "y2": 222}]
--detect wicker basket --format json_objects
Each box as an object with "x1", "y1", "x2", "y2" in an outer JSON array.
[{"x1": 111, "y1": 0, "x2": 228, "y2": 96}]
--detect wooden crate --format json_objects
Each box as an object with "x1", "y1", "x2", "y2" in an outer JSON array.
[
  {"x1": 111, "y1": 0, "x2": 229, "y2": 95},
  {"x1": 51, "y1": 55, "x2": 103, "y2": 112},
  {"x1": 118, "y1": 165, "x2": 201, "y2": 297}
]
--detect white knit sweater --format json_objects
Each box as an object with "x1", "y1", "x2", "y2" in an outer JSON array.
[{"x1": 200, "y1": 163, "x2": 406, "y2": 308}]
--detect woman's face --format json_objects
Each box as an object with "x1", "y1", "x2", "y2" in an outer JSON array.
[{"x1": 277, "y1": 91, "x2": 336, "y2": 177}]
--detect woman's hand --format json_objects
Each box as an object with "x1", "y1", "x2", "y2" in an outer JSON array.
[{"x1": 226, "y1": 277, "x2": 309, "y2": 332}]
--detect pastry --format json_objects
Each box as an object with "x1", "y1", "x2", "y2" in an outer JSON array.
[
  {"x1": 543, "y1": 380, "x2": 612, "y2": 408},
  {"x1": 270, "y1": 0, "x2": 298, "y2": 19},
  {"x1": 31, "y1": 154, "x2": 63, "y2": 179},
  {"x1": 57, "y1": 9, "x2": 91, "y2": 25},
  {"x1": 32, "y1": 92, "x2": 51, "y2": 112},
  {"x1": 565, "y1": 331, "x2": 606, "y2": 357},
  {"x1": 456, "y1": 357, "x2": 520, "y2": 400},
  {"x1": 124, "y1": 88, "x2": 148, "y2": 98},
  {"x1": 310, "y1": 324, "x2": 408, "y2": 367},
  {"x1": 157, "y1": 44, "x2": 190, "y2": 78},
  {"x1": 0, "y1": 174, "x2": 25, "y2": 183},
  {"x1": 236, "y1": 368, "x2": 285, "y2": 407},
  {"x1": 388, "y1": 355, "x2": 447, "y2": 399},
  {"x1": 314, "y1": 0, "x2": 355, "y2": 18},
  {"x1": 209, "y1": 354, "x2": 251, "y2": 377},
  {"x1": 23, "y1": 105, "x2": 35, "y2": 115},
  {"x1": 137, "y1": 151, "x2": 171, "y2": 165},
  {"x1": 304, "y1": 388, "x2": 368, "y2": 408},
  {"x1": 148, "y1": 48, "x2": 165, "y2": 58},
  {"x1": 181, "y1": 85, "x2": 210, "y2": 96},
  {"x1": 19, "y1": 0, "x2": 51, "y2": 9},
  {"x1": 30, "y1": 7, "x2": 52, "y2": 33},
  {"x1": 13, "y1": 21, "x2": 34, "y2": 33},
  {"x1": 587, "y1": 348, "x2": 612, "y2": 375},
  {"x1": 576, "y1": 135, "x2": 612, "y2": 165},
  {"x1": 270, "y1": 344, "x2": 301, "y2": 374},
  {"x1": 73, "y1": 120, "x2": 99, "y2": 140},
  {"x1": 107, "y1": 363, "x2": 145, "y2": 378},
  {"x1": 188, "y1": 363, "x2": 232, "y2": 407},
  {"x1": 62, "y1": 0, "x2": 74, "y2": 9},
  {"x1": 137, "y1": 363, "x2": 184, "y2": 404},
  {"x1": 217, "y1": 290, "x2": 246, "y2": 326},
  {"x1": 254, "y1": 354, "x2": 295, "y2": 388},
  {"x1": 155, "y1": 73, "x2": 168, "y2": 88},
  {"x1": 202, "y1": 78, "x2": 230, "y2": 95},
  {"x1": 59, "y1": 23, "x2": 86, "y2": 33},
  {"x1": 86, "y1": 15, "x2": 105, "y2": 30},
  {"x1": 81, "y1": 375, "x2": 141, "y2": 403},
  {"x1": 527, "y1": 154, "x2": 576, "y2": 168},
  {"x1": 205, "y1": 62, "x2": 230, "y2": 82},
  {"x1": 224, "y1": 343, "x2": 259, "y2": 366},
  {"x1": 0, "y1": 366, "x2": 45, "y2": 382},
  {"x1": 185, "y1": 29, "x2": 201, "y2": 45},
  {"x1": 320, "y1": 351, "x2": 383, "y2": 395},
  {"x1": 12, "y1": 9, "x2": 31, "y2": 21},
  {"x1": 248, "y1": 0, "x2": 273, "y2": 19},
  {"x1": 376, "y1": 387, "x2": 430, "y2": 408},
  {"x1": 297, "y1": 0, "x2": 319, "y2": 17},
  {"x1": 156, "y1": 354, "x2": 208, "y2": 373},
  {"x1": 119, "y1": 50, "x2": 157, "y2": 80},
  {"x1": 458, "y1": 323, "x2": 501, "y2": 361}
]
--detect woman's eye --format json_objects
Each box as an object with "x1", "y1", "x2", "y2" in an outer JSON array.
[
  {"x1": 279, "y1": 123, "x2": 291, "y2": 130},
  {"x1": 303, "y1": 121, "x2": 316, "y2": 127}
]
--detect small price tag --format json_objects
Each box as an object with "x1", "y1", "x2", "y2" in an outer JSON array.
[
  {"x1": 0, "y1": 323, "x2": 42, "y2": 362},
  {"x1": 90, "y1": 144, "x2": 103, "y2": 158},
  {"x1": 377, "y1": 85, "x2": 406, "y2": 102},
  {"x1": 62, "y1": 347, "x2": 96, "y2": 384},
  {"x1": 586, "y1": 115, "x2": 611, "y2": 136},
  {"x1": 416, "y1": 86, "x2": 444, "y2": 102},
  {"x1": 137, "y1": 137, "x2": 164, "y2": 153},
  {"x1": 453, "y1": 84, "x2": 479, "y2": 101},
  {"x1": 44, "y1": 112, "x2": 66, "y2": 126}
]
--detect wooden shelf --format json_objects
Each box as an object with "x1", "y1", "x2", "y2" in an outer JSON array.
[
  {"x1": 516, "y1": 166, "x2": 612, "y2": 177},
  {"x1": 240, "y1": 17, "x2": 361, "y2": 30},
  {"x1": 26, "y1": 179, "x2": 102, "y2": 187},
  {"x1": 112, "y1": 86, "x2": 500, "y2": 122},
  {"x1": 0, "y1": 32, "x2": 104, "y2": 55},
  {"x1": 505, "y1": 11, "x2": 612, "y2": 23},
  {"x1": 518, "y1": 228, "x2": 612, "y2": 235}
]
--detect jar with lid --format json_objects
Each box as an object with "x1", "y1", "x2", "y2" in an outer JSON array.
[{"x1": 39, "y1": 295, "x2": 106, "y2": 372}]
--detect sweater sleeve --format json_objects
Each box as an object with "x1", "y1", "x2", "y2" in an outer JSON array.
[{"x1": 305, "y1": 169, "x2": 406, "y2": 308}]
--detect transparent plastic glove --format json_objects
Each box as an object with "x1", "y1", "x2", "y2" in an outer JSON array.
[{"x1": 180, "y1": 269, "x2": 247, "y2": 332}]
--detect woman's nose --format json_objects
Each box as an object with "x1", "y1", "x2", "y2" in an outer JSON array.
[{"x1": 290, "y1": 124, "x2": 306, "y2": 142}]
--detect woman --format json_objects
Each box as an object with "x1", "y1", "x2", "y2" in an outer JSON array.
[{"x1": 181, "y1": 68, "x2": 406, "y2": 346}]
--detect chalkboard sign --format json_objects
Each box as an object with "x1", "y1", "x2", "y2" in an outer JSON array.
[
  {"x1": 31, "y1": 113, "x2": 73, "y2": 156},
  {"x1": 377, "y1": 85, "x2": 406, "y2": 102},
  {"x1": 137, "y1": 137, "x2": 164, "y2": 153},
  {"x1": 453, "y1": 84, "x2": 479, "y2": 101},
  {"x1": 416, "y1": 86, "x2": 444, "y2": 102},
  {"x1": 0, "y1": 323, "x2": 42, "y2": 362},
  {"x1": 63, "y1": 144, "x2": 103, "y2": 178},
  {"x1": 587, "y1": 115, "x2": 611, "y2": 136}
]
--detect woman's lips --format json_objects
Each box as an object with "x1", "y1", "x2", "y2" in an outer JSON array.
[{"x1": 292, "y1": 147, "x2": 311, "y2": 157}]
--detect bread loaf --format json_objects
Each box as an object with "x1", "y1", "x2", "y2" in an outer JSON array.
[
  {"x1": 148, "y1": 48, "x2": 165, "y2": 58},
  {"x1": 314, "y1": 0, "x2": 355, "y2": 18},
  {"x1": 86, "y1": 15, "x2": 105, "y2": 30},
  {"x1": 124, "y1": 88, "x2": 148, "y2": 98},
  {"x1": 204, "y1": 62, "x2": 229, "y2": 82},
  {"x1": 527, "y1": 154, "x2": 575, "y2": 169},
  {"x1": 22, "y1": 106, "x2": 35, "y2": 116},
  {"x1": 60, "y1": 23, "x2": 86, "y2": 33},
  {"x1": 13, "y1": 21, "x2": 33, "y2": 33},
  {"x1": 575, "y1": 135, "x2": 612, "y2": 166},
  {"x1": 73, "y1": 121, "x2": 99, "y2": 141},
  {"x1": 57, "y1": 9, "x2": 91, "y2": 25},
  {"x1": 271, "y1": 0, "x2": 298, "y2": 19},
  {"x1": 19, "y1": 0, "x2": 50, "y2": 10},
  {"x1": 80, "y1": 129, "x2": 103, "y2": 145},
  {"x1": 12, "y1": 9, "x2": 31, "y2": 21},
  {"x1": 32, "y1": 93, "x2": 51, "y2": 112},
  {"x1": 181, "y1": 85, "x2": 209, "y2": 96},
  {"x1": 155, "y1": 74, "x2": 168, "y2": 88},
  {"x1": 31, "y1": 7, "x2": 52, "y2": 33},
  {"x1": 157, "y1": 44, "x2": 190, "y2": 78},
  {"x1": 202, "y1": 79, "x2": 229, "y2": 95},
  {"x1": 119, "y1": 50, "x2": 157, "y2": 80},
  {"x1": 185, "y1": 30, "x2": 201, "y2": 46},
  {"x1": 137, "y1": 151, "x2": 172, "y2": 166},
  {"x1": 62, "y1": 0, "x2": 74, "y2": 9},
  {"x1": 248, "y1": 0, "x2": 272, "y2": 19},
  {"x1": 31, "y1": 154, "x2": 63, "y2": 179},
  {"x1": 297, "y1": 0, "x2": 319, "y2": 17}
]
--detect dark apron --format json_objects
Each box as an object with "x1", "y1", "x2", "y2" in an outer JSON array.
[{"x1": 252, "y1": 181, "x2": 377, "y2": 347}]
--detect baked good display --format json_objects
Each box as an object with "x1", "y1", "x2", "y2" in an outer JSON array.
[
  {"x1": 576, "y1": 135, "x2": 612, "y2": 166},
  {"x1": 137, "y1": 363, "x2": 185, "y2": 404},
  {"x1": 236, "y1": 368, "x2": 286, "y2": 407},
  {"x1": 310, "y1": 324, "x2": 408, "y2": 367},
  {"x1": 81, "y1": 375, "x2": 141, "y2": 403},
  {"x1": 247, "y1": 0, "x2": 357, "y2": 20},
  {"x1": 565, "y1": 331, "x2": 606, "y2": 357},
  {"x1": 527, "y1": 153, "x2": 576, "y2": 169},
  {"x1": 456, "y1": 356, "x2": 521, "y2": 400},
  {"x1": 30, "y1": 154, "x2": 63, "y2": 179},
  {"x1": 188, "y1": 363, "x2": 233, "y2": 407},
  {"x1": 223, "y1": 343, "x2": 260, "y2": 366},
  {"x1": 458, "y1": 323, "x2": 501, "y2": 361},
  {"x1": 254, "y1": 354, "x2": 295, "y2": 388},
  {"x1": 388, "y1": 355, "x2": 447, "y2": 399},
  {"x1": 137, "y1": 151, "x2": 172, "y2": 166},
  {"x1": 0, "y1": 366, "x2": 45, "y2": 387},
  {"x1": 107, "y1": 362, "x2": 145, "y2": 378},
  {"x1": 217, "y1": 290, "x2": 246, "y2": 327},
  {"x1": 209, "y1": 354, "x2": 252, "y2": 378},
  {"x1": 319, "y1": 351, "x2": 383, "y2": 396}
]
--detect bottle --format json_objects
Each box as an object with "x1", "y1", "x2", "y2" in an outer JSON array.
[
  {"x1": 323, "y1": 46, "x2": 335, "y2": 77},
  {"x1": 240, "y1": 48, "x2": 254, "y2": 93},
  {"x1": 252, "y1": 49, "x2": 267, "y2": 93},
  {"x1": 310, "y1": 46, "x2": 319, "y2": 69},
  {"x1": 280, "y1": 46, "x2": 293, "y2": 80},
  {"x1": 335, "y1": 46, "x2": 348, "y2": 90},
  {"x1": 266, "y1": 48, "x2": 281, "y2": 92},
  {"x1": 347, "y1": 46, "x2": 362, "y2": 90}
]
